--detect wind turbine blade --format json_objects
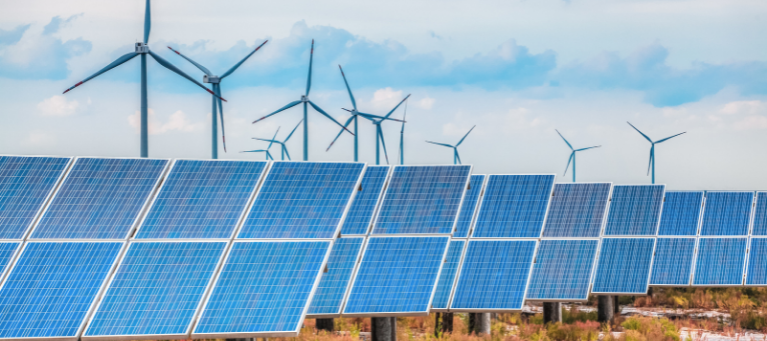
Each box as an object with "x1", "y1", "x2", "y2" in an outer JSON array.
[
  {"x1": 241, "y1": 149, "x2": 268, "y2": 153},
  {"x1": 306, "y1": 39, "x2": 314, "y2": 96},
  {"x1": 455, "y1": 149, "x2": 462, "y2": 165},
  {"x1": 326, "y1": 116, "x2": 355, "y2": 151},
  {"x1": 576, "y1": 145, "x2": 601, "y2": 151},
  {"x1": 285, "y1": 119, "x2": 303, "y2": 142},
  {"x1": 564, "y1": 152, "x2": 574, "y2": 175},
  {"x1": 456, "y1": 125, "x2": 476, "y2": 146},
  {"x1": 627, "y1": 121, "x2": 653, "y2": 143},
  {"x1": 308, "y1": 101, "x2": 354, "y2": 135},
  {"x1": 252, "y1": 138, "x2": 280, "y2": 143},
  {"x1": 148, "y1": 51, "x2": 226, "y2": 101},
  {"x1": 215, "y1": 85, "x2": 227, "y2": 152},
  {"x1": 63, "y1": 52, "x2": 138, "y2": 93},
  {"x1": 655, "y1": 132, "x2": 687, "y2": 144},
  {"x1": 268, "y1": 127, "x2": 281, "y2": 150},
  {"x1": 283, "y1": 146, "x2": 292, "y2": 161},
  {"x1": 647, "y1": 146, "x2": 654, "y2": 176},
  {"x1": 221, "y1": 40, "x2": 268, "y2": 79},
  {"x1": 166, "y1": 46, "x2": 212, "y2": 76},
  {"x1": 425, "y1": 141, "x2": 454, "y2": 148},
  {"x1": 253, "y1": 100, "x2": 301, "y2": 124},
  {"x1": 555, "y1": 129, "x2": 574, "y2": 150},
  {"x1": 266, "y1": 150, "x2": 273, "y2": 161},
  {"x1": 383, "y1": 94, "x2": 411, "y2": 119},
  {"x1": 378, "y1": 126, "x2": 389, "y2": 164},
  {"x1": 400, "y1": 102, "x2": 407, "y2": 134},
  {"x1": 143, "y1": 0, "x2": 151, "y2": 43},
  {"x1": 338, "y1": 65, "x2": 357, "y2": 111}
]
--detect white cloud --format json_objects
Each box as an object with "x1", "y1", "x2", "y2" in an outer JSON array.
[
  {"x1": 24, "y1": 130, "x2": 55, "y2": 146},
  {"x1": 733, "y1": 115, "x2": 767, "y2": 131},
  {"x1": 370, "y1": 87, "x2": 404, "y2": 111},
  {"x1": 720, "y1": 100, "x2": 766, "y2": 115},
  {"x1": 505, "y1": 107, "x2": 544, "y2": 129},
  {"x1": 417, "y1": 97, "x2": 435, "y2": 110},
  {"x1": 37, "y1": 95, "x2": 79, "y2": 116},
  {"x1": 128, "y1": 109, "x2": 204, "y2": 135}
]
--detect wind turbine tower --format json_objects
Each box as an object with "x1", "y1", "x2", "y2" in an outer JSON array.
[
  {"x1": 627, "y1": 122, "x2": 686, "y2": 184},
  {"x1": 241, "y1": 127, "x2": 280, "y2": 160},
  {"x1": 426, "y1": 125, "x2": 476, "y2": 165},
  {"x1": 556, "y1": 129, "x2": 601, "y2": 182},
  {"x1": 252, "y1": 120, "x2": 303, "y2": 161}
]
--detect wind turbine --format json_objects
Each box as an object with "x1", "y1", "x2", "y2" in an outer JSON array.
[
  {"x1": 241, "y1": 127, "x2": 280, "y2": 160},
  {"x1": 426, "y1": 125, "x2": 475, "y2": 165},
  {"x1": 251, "y1": 120, "x2": 303, "y2": 161},
  {"x1": 398, "y1": 100, "x2": 408, "y2": 165},
  {"x1": 62, "y1": 0, "x2": 224, "y2": 158},
  {"x1": 252, "y1": 40, "x2": 352, "y2": 161},
  {"x1": 556, "y1": 129, "x2": 601, "y2": 182},
  {"x1": 369, "y1": 95, "x2": 411, "y2": 165},
  {"x1": 167, "y1": 40, "x2": 268, "y2": 159},
  {"x1": 627, "y1": 122, "x2": 686, "y2": 184}
]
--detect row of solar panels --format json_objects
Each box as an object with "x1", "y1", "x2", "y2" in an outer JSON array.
[{"x1": 0, "y1": 155, "x2": 766, "y2": 341}]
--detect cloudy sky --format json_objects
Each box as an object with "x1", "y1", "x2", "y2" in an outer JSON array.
[{"x1": 1, "y1": 0, "x2": 766, "y2": 189}]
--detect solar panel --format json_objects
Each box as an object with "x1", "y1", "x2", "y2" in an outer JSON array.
[
  {"x1": 31, "y1": 158, "x2": 169, "y2": 240},
  {"x1": 0, "y1": 242, "x2": 20, "y2": 278},
  {"x1": 307, "y1": 237, "x2": 364, "y2": 317},
  {"x1": 135, "y1": 160, "x2": 267, "y2": 239},
  {"x1": 746, "y1": 238, "x2": 767, "y2": 285},
  {"x1": 693, "y1": 237, "x2": 747, "y2": 286},
  {"x1": 751, "y1": 192, "x2": 767, "y2": 236},
  {"x1": 453, "y1": 175, "x2": 486, "y2": 238},
  {"x1": 657, "y1": 191, "x2": 704, "y2": 236},
  {"x1": 237, "y1": 162, "x2": 365, "y2": 239},
  {"x1": 526, "y1": 239, "x2": 598, "y2": 301},
  {"x1": 84, "y1": 241, "x2": 227, "y2": 339},
  {"x1": 340, "y1": 166, "x2": 390, "y2": 235},
  {"x1": 431, "y1": 240, "x2": 465, "y2": 311},
  {"x1": 193, "y1": 240, "x2": 330, "y2": 338},
  {"x1": 0, "y1": 156, "x2": 71, "y2": 239},
  {"x1": 0, "y1": 241, "x2": 123, "y2": 340},
  {"x1": 700, "y1": 191, "x2": 754, "y2": 236},
  {"x1": 604, "y1": 185, "x2": 665, "y2": 236},
  {"x1": 592, "y1": 238, "x2": 655, "y2": 294},
  {"x1": 542, "y1": 183, "x2": 612, "y2": 238},
  {"x1": 343, "y1": 236, "x2": 449, "y2": 315},
  {"x1": 372, "y1": 165, "x2": 472, "y2": 235},
  {"x1": 650, "y1": 237, "x2": 696, "y2": 286},
  {"x1": 472, "y1": 174, "x2": 555, "y2": 238},
  {"x1": 450, "y1": 240, "x2": 537, "y2": 311}
]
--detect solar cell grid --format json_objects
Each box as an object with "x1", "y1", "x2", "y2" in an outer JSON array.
[
  {"x1": 135, "y1": 160, "x2": 267, "y2": 239},
  {"x1": 752, "y1": 192, "x2": 767, "y2": 236},
  {"x1": 0, "y1": 242, "x2": 20, "y2": 279},
  {"x1": 592, "y1": 238, "x2": 655, "y2": 294},
  {"x1": 84, "y1": 241, "x2": 227, "y2": 339},
  {"x1": 542, "y1": 183, "x2": 612, "y2": 238},
  {"x1": 604, "y1": 185, "x2": 665, "y2": 236},
  {"x1": 657, "y1": 191, "x2": 704, "y2": 236},
  {"x1": 472, "y1": 174, "x2": 555, "y2": 238},
  {"x1": 693, "y1": 237, "x2": 747, "y2": 286},
  {"x1": 650, "y1": 237, "x2": 696, "y2": 286},
  {"x1": 340, "y1": 166, "x2": 390, "y2": 235},
  {"x1": 31, "y1": 157, "x2": 169, "y2": 240},
  {"x1": 431, "y1": 240, "x2": 465, "y2": 311},
  {"x1": 237, "y1": 162, "x2": 365, "y2": 239},
  {"x1": 307, "y1": 238, "x2": 364, "y2": 317},
  {"x1": 526, "y1": 239, "x2": 598, "y2": 301},
  {"x1": 372, "y1": 165, "x2": 472, "y2": 235},
  {"x1": 700, "y1": 191, "x2": 754, "y2": 236},
  {"x1": 453, "y1": 175, "x2": 486, "y2": 238},
  {"x1": 0, "y1": 156, "x2": 72, "y2": 239},
  {"x1": 746, "y1": 238, "x2": 767, "y2": 285}
]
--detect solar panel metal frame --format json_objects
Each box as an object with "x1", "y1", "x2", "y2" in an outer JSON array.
[
  {"x1": 431, "y1": 238, "x2": 468, "y2": 312},
  {"x1": 370, "y1": 165, "x2": 473, "y2": 235},
  {"x1": 190, "y1": 239, "x2": 334, "y2": 339},
  {"x1": 131, "y1": 159, "x2": 269, "y2": 240},
  {"x1": 28, "y1": 156, "x2": 171, "y2": 241},
  {"x1": 589, "y1": 236, "x2": 657, "y2": 295},
  {"x1": 540, "y1": 182, "x2": 614, "y2": 238},
  {"x1": 341, "y1": 235, "x2": 451, "y2": 317},
  {"x1": 0, "y1": 240, "x2": 128, "y2": 341},
  {"x1": 699, "y1": 190, "x2": 756, "y2": 237},
  {"x1": 525, "y1": 237, "x2": 600, "y2": 303},
  {"x1": 743, "y1": 236, "x2": 767, "y2": 287},
  {"x1": 648, "y1": 236, "x2": 698, "y2": 287},
  {"x1": 305, "y1": 236, "x2": 366, "y2": 319},
  {"x1": 656, "y1": 190, "x2": 705, "y2": 237},
  {"x1": 453, "y1": 175, "x2": 487, "y2": 238},
  {"x1": 0, "y1": 155, "x2": 74, "y2": 240},
  {"x1": 603, "y1": 184, "x2": 666, "y2": 237},
  {"x1": 81, "y1": 239, "x2": 229, "y2": 341},
  {"x1": 753, "y1": 192, "x2": 767, "y2": 236},
  {"x1": 691, "y1": 236, "x2": 749, "y2": 287},
  {"x1": 469, "y1": 173, "x2": 557, "y2": 239},
  {"x1": 339, "y1": 166, "x2": 392, "y2": 236},
  {"x1": 234, "y1": 161, "x2": 367, "y2": 240},
  {"x1": 0, "y1": 241, "x2": 22, "y2": 286}
]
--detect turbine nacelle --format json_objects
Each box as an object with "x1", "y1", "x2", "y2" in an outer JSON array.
[
  {"x1": 203, "y1": 75, "x2": 220, "y2": 84},
  {"x1": 134, "y1": 42, "x2": 149, "y2": 54},
  {"x1": 301, "y1": 95, "x2": 308, "y2": 102}
]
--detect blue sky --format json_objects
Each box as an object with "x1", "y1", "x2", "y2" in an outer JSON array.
[{"x1": 1, "y1": 0, "x2": 766, "y2": 189}]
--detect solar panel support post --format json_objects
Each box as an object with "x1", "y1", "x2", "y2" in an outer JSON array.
[
  {"x1": 597, "y1": 296, "x2": 614, "y2": 323},
  {"x1": 543, "y1": 302, "x2": 562, "y2": 324},
  {"x1": 316, "y1": 318, "x2": 335, "y2": 332},
  {"x1": 468, "y1": 313, "x2": 491, "y2": 335},
  {"x1": 435, "y1": 312, "x2": 454, "y2": 336},
  {"x1": 614, "y1": 296, "x2": 620, "y2": 314},
  {"x1": 371, "y1": 317, "x2": 393, "y2": 341}
]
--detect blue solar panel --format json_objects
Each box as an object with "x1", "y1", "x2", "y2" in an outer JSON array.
[
  {"x1": 0, "y1": 242, "x2": 20, "y2": 277},
  {"x1": 431, "y1": 240, "x2": 465, "y2": 310},
  {"x1": 194, "y1": 241, "x2": 330, "y2": 337},
  {"x1": 85, "y1": 241, "x2": 227, "y2": 338},
  {"x1": 693, "y1": 237, "x2": 747, "y2": 286},
  {"x1": 0, "y1": 156, "x2": 71, "y2": 239},
  {"x1": 700, "y1": 192, "x2": 754, "y2": 236},
  {"x1": 657, "y1": 191, "x2": 704, "y2": 236},
  {"x1": 307, "y1": 238, "x2": 364, "y2": 316},
  {"x1": 604, "y1": 185, "x2": 665, "y2": 236},
  {"x1": 473, "y1": 175, "x2": 555, "y2": 238},
  {"x1": 746, "y1": 238, "x2": 767, "y2": 285},
  {"x1": 592, "y1": 238, "x2": 655, "y2": 294},
  {"x1": 752, "y1": 192, "x2": 767, "y2": 236},
  {"x1": 526, "y1": 239, "x2": 598, "y2": 301},
  {"x1": 0, "y1": 242, "x2": 123, "y2": 339},
  {"x1": 454, "y1": 175, "x2": 486, "y2": 238},
  {"x1": 451, "y1": 240, "x2": 536, "y2": 311},
  {"x1": 542, "y1": 183, "x2": 611, "y2": 238},
  {"x1": 340, "y1": 166, "x2": 390, "y2": 235},
  {"x1": 136, "y1": 160, "x2": 267, "y2": 239},
  {"x1": 372, "y1": 165, "x2": 471, "y2": 235},
  {"x1": 344, "y1": 236, "x2": 449, "y2": 315},
  {"x1": 650, "y1": 237, "x2": 696, "y2": 286},
  {"x1": 237, "y1": 162, "x2": 365, "y2": 239},
  {"x1": 31, "y1": 158, "x2": 168, "y2": 239}
]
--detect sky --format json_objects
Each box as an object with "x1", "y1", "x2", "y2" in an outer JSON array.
[{"x1": 1, "y1": 0, "x2": 766, "y2": 190}]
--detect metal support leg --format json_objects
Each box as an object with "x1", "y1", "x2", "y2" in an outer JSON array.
[
  {"x1": 371, "y1": 317, "x2": 393, "y2": 341},
  {"x1": 543, "y1": 302, "x2": 562, "y2": 324},
  {"x1": 316, "y1": 318, "x2": 334, "y2": 332},
  {"x1": 598, "y1": 296, "x2": 615, "y2": 323}
]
